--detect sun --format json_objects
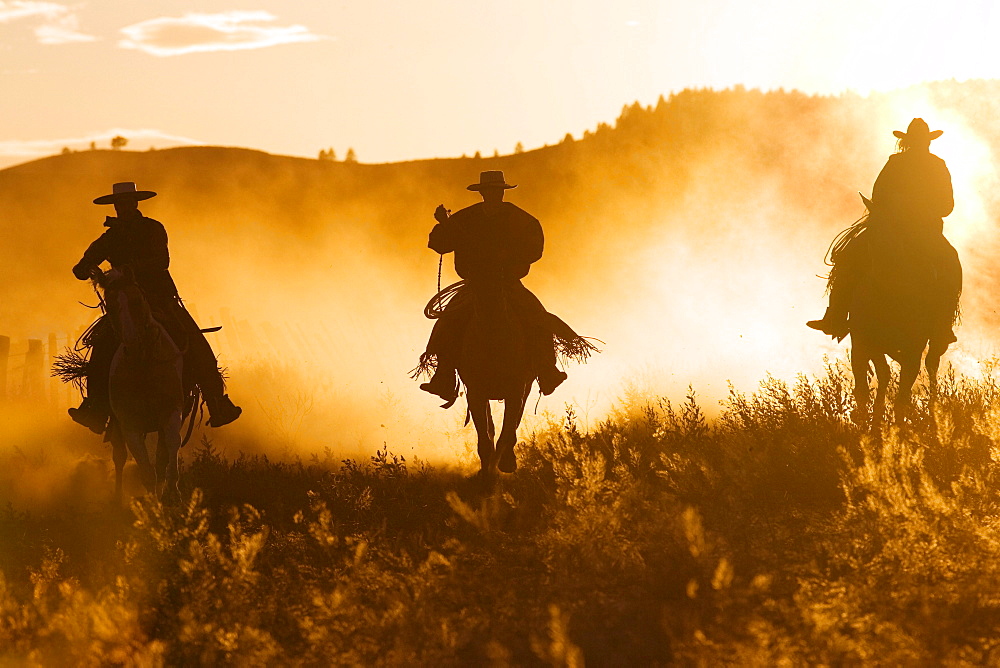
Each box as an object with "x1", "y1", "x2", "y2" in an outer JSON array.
[{"x1": 931, "y1": 119, "x2": 992, "y2": 251}]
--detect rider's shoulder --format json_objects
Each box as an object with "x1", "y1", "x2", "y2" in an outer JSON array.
[
  {"x1": 927, "y1": 152, "x2": 948, "y2": 166},
  {"x1": 503, "y1": 202, "x2": 538, "y2": 223},
  {"x1": 885, "y1": 152, "x2": 909, "y2": 166},
  {"x1": 138, "y1": 216, "x2": 168, "y2": 231},
  {"x1": 449, "y1": 203, "x2": 482, "y2": 221},
  {"x1": 890, "y1": 151, "x2": 946, "y2": 167}
]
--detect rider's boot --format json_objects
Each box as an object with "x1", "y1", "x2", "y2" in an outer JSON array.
[
  {"x1": 68, "y1": 397, "x2": 109, "y2": 434},
  {"x1": 806, "y1": 307, "x2": 849, "y2": 340},
  {"x1": 420, "y1": 364, "x2": 459, "y2": 403},
  {"x1": 928, "y1": 323, "x2": 958, "y2": 357},
  {"x1": 537, "y1": 366, "x2": 568, "y2": 396},
  {"x1": 807, "y1": 279, "x2": 851, "y2": 340},
  {"x1": 206, "y1": 393, "x2": 242, "y2": 427},
  {"x1": 937, "y1": 326, "x2": 958, "y2": 346}
]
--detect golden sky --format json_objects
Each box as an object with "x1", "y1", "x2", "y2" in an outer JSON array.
[{"x1": 2, "y1": 0, "x2": 999, "y2": 167}]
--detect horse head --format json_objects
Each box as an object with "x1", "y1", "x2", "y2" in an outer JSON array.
[{"x1": 97, "y1": 267, "x2": 158, "y2": 354}]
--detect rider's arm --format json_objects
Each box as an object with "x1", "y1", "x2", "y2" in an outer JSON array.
[
  {"x1": 429, "y1": 210, "x2": 461, "y2": 254},
  {"x1": 131, "y1": 220, "x2": 170, "y2": 274},
  {"x1": 72, "y1": 233, "x2": 111, "y2": 280},
  {"x1": 932, "y1": 160, "x2": 955, "y2": 218},
  {"x1": 522, "y1": 216, "x2": 543, "y2": 265},
  {"x1": 428, "y1": 223, "x2": 455, "y2": 254},
  {"x1": 871, "y1": 157, "x2": 894, "y2": 207},
  {"x1": 509, "y1": 209, "x2": 543, "y2": 266}
]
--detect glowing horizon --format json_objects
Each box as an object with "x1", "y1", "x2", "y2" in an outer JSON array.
[{"x1": 2, "y1": 0, "x2": 999, "y2": 168}]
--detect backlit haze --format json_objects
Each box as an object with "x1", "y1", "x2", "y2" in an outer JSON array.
[{"x1": 3, "y1": 1, "x2": 1000, "y2": 500}]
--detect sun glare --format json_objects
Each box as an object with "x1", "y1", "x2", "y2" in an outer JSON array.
[{"x1": 933, "y1": 121, "x2": 993, "y2": 251}]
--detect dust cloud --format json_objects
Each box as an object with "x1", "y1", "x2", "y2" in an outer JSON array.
[{"x1": 3, "y1": 81, "x2": 1000, "y2": 503}]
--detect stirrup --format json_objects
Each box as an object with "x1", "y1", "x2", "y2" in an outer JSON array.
[
  {"x1": 207, "y1": 394, "x2": 242, "y2": 427},
  {"x1": 538, "y1": 369, "x2": 567, "y2": 396},
  {"x1": 68, "y1": 405, "x2": 109, "y2": 434},
  {"x1": 420, "y1": 370, "x2": 459, "y2": 407}
]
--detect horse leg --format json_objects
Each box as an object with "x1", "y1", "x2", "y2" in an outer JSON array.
[
  {"x1": 496, "y1": 382, "x2": 531, "y2": 474},
  {"x1": 466, "y1": 388, "x2": 496, "y2": 474},
  {"x1": 894, "y1": 351, "x2": 922, "y2": 426},
  {"x1": 871, "y1": 354, "x2": 891, "y2": 433},
  {"x1": 926, "y1": 346, "x2": 943, "y2": 409},
  {"x1": 157, "y1": 410, "x2": 183, "y2": 503},
  {"x1": 110, "y1": 427, "x2": 127, "y2": 506},
  {"x1": 850, "y1": 347, "x2": 871, "y2": 426},
  {"x1": 124, "y1": 429, "x2": 156, "y2": 494}
]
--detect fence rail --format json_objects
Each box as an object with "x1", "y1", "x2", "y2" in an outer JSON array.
[{"x1": 0, "y1": 312, "x2": 345, "y2": 405}]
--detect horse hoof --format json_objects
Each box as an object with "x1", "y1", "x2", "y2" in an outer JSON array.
[
  {"x1": 474, "y1": 468, "x2": 497, "y2": 492},
  {"x1": 497, "y1": 446, "x2": 517, "y2": 473}
]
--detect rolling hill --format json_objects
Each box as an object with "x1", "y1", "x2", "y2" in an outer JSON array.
[{"x1": 3, "y1": 80, "x2": 1000, "y2": 451}]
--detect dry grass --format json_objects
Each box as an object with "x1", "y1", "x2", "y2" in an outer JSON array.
[{"x1": 3, "y1": 360, "x2": 1000, "y2": 664}]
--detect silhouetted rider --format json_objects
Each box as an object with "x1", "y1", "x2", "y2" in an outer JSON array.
[
  {"x1": 68, "y1": 182, "x2": 241, "y2": 433},
  {"x1": 808, "y1": 118, "x2": 961, "y2": 346},
  {"x1": 418, "y1": 170, "x2": 568, "y2": 402}
]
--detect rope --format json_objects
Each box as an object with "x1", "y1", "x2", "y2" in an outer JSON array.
[
  {"x1": 823, "y1": 211, "x2": 869, "y2": 269},
  {"x1": 425, "y1": 251, "x2": 462, "y2": 320},
  {"x1": 423, "y1": 280, "x2": 466, "y2": 320}
]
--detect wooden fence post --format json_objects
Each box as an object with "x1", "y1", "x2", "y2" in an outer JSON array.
[
  {"x1": 62, "y1": 331, "x2": 79, "y2": 405},
  {"x1": 24, "y1": 339, "x2": 44, "y2": 400},
  {"x1": 0, "y1": 335, "x2": 9, "y2": 401}
]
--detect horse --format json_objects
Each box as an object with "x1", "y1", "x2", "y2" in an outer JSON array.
[
  {"x1": 848, "y1": 321, "x2": 946, "y2": 431},
  {"x1": 843, "y1": 222, "x2": 958, "y2": 430},
  {"x1": 96, "y1": 268, "x2": 186, "y2": 503},
  {"x1": 457, "y1": 281, "x2": 536, "y2": 479}
]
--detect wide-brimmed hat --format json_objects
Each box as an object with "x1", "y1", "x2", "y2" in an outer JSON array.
[
  {"x1": 93, "y1": 182, "x2": 157, "y2": 205},
  {"x1": 893, "y1": 118, "x2": 943, "y2": 142},
  {"x1": 467, "y1": 170, "x2": 516, "y2": 191}
]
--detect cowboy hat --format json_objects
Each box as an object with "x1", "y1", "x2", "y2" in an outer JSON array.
[
  {"x1": 93, "y1": 182, "x2": 157, "y2": 205},
  {"x1": 893, "y1": 118, "x2": 943, "y2": 141},
  {"x1": 467, "y1": 170, "x2": 516, "y2": 191}
]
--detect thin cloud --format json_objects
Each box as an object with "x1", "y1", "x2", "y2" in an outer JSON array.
[
  {"x1": 0, "y1": 1, "x2": 97, "y2": 43},
  {"x1": 119, "y1": 10, "x2": 326, "y2": 57},
  {"x1": 35, "y1": 13, "x2": 93, "y2": 43},
  {"x1": 0, "y1": 1, "x2": 65, "y2": 23},
  {"x1": 0, "y1": 129, "x2": 204, "y2": 168}
]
